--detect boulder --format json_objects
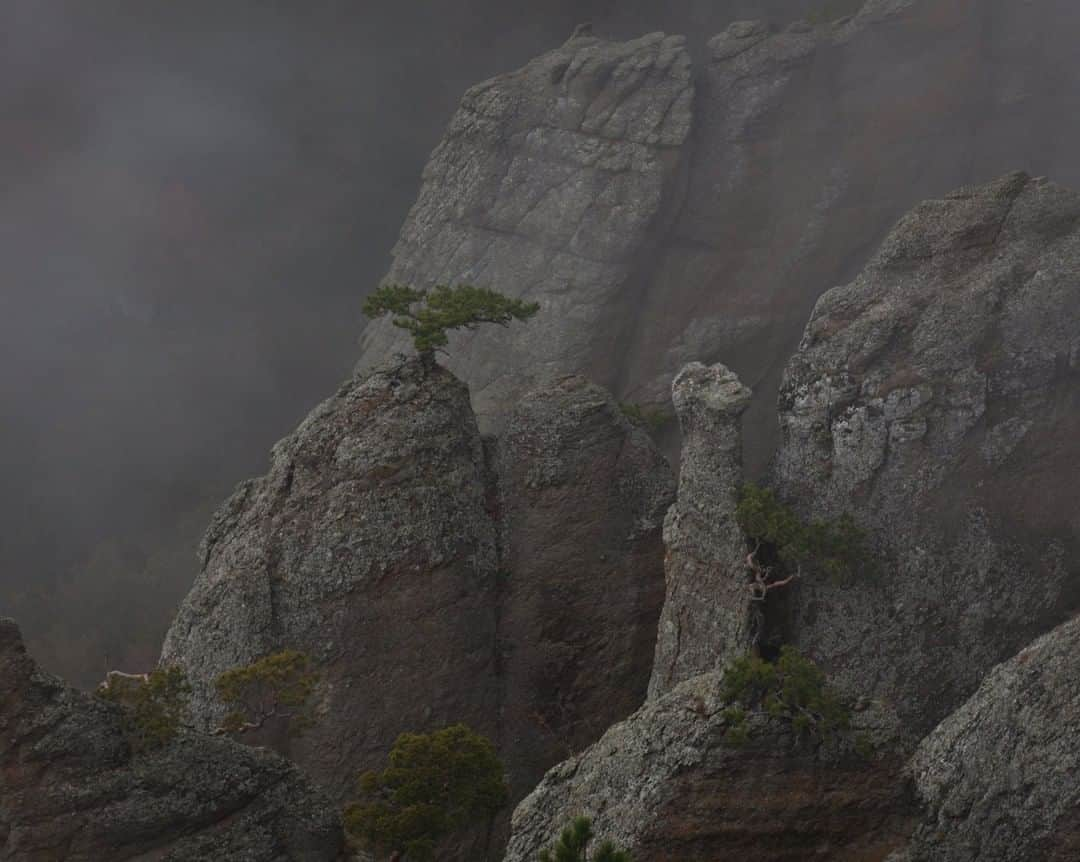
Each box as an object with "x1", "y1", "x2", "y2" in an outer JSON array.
[{"x1": 0, "y1": 618, "x2": 344, "y2": 861}]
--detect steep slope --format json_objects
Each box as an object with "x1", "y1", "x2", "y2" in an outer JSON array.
[
  {"x1": 358, "y1": 0, "x2": 1080, "y2": 472},
  {"x1": 161, "y1": 358, "x2": 673, "y2": 822},
  {"x1": 0, "y1": 618, "x2": 344, "y2": 861},
  {"x1": 899, "y1": 614, "x2": 1080, "y2": 861},
  {"x1": 773, "y1": 172, "x2": 1080, "y2": 733}
]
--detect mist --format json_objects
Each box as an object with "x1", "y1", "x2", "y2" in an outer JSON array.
[{"x1": 3, "y1": 1, "x2": 839, "y2": 685}]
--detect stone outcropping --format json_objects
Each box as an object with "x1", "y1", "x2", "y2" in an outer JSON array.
[
  {"x1": 359, "y1": 0, "x2": 1080, "y2": 474},
  {"x1": 899, "y1": 614, "x2": 1080, "y2": 861},
  {"x1": 496, "y1": 375, "x2": 674, "y2": 796},
  {"x1": 161, "y1": 358, "x2": 673, "y2": 823},
  {"x1": 773, "y1": 172, "x2": 1080, "y2": 733},
  {"x1": 649, "y1": 362, "x2": 754, "y2": 697},
  {"x1": 0, "y1": 618, "x2": 344, "y2": 861},
  {"x1": 505, "y1": 671, "x2": 913, "y2": 862}
]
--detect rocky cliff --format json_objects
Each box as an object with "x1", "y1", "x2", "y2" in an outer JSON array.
[
  {"x1": 0, "y1": 618, "x2": 344, "y2": 861},
  {"x1": 773, "y1": 171, "x2": 1080, "y2": 733},
  {"x1": 357, "y1": 0, "x2": 1080, "y2": 475},
  {"x1": 505, "y1": 172, "x2": 1080, "y2": 859},
  {"x1": 161, "y1": 358, "x2": 673, "y2": 821}
]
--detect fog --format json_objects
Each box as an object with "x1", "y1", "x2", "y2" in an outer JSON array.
[{"x1": 4, "y1": 1, "x2": 840, "y2": 684}]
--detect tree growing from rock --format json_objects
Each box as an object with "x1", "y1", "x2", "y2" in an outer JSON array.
[
  {"x1": 96, "y1": 665, "x2": 191, "y2": 752},
  {"x1": 362, "y1": 283, "x2": 540, "y2": 363},
  {"x1": 345, "y1": 723, "x2": 508, "y2": 861},
  {"x1": 719, "y1": 646, "x2": 851, "y2": 746},
  {"x1": 735, "y1": 482, "x2": 871, "y2": 600},
  {"x1": 539, "y1": 817, "x2": 631, "y2": 862},
  {"x1": 213, "y1": 649, "x2": 318, "y2": 737}
]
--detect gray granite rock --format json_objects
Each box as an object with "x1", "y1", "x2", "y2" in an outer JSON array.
[
  {"x1": 649, "y1": 362, "x2": 754, "y2": 697},
  {"x1": 0, "y1": 618, "x2": 344, "y2": 862},
  {"x1": 773, "y1": 172, "x2": 1080, "y2": 735},
  {"x1": 900, "y1": 615, "x2": 1080, "y2": 860}
]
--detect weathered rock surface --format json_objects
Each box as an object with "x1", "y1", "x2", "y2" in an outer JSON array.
[
  {"x1": 358, "y1": 1, "x2": 1080, "y2": 473},
  {"x1": 505, "y1": 671, "x2": 914, "y2": 862},
  {"x1": 161, "y1": 358, "x2": 673, "y2": 840},
  {"x1": 161, "y1": 357, "x2": 503, "y2": 799},
  {"x1": 496, "y1": 375, "x2": 674, "y2": 796},
  {"x1": 0, "y1": 618, "x2": 344, "y2": 861},
  {"x1": 357, "y1": 30, "x2": 695, "y2": 430},
  {"x1": 899, "y1": 614, "x2": 1080, "y2": 861},
  {"x1": 773, "y1": 172, "x2": 1080, "y2": 734},
  {"x1": 649, "y1": 362, "x2": 754, "y2": 697}
]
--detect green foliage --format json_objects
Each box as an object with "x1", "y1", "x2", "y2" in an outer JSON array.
[
  {"x1": 720, "y1": 647, "x2": 851, "y2": 746},
  {"x1": 618, "y1": 402, "x2": 674, "y2": 436},
  {"x1": 735, "y1": 483, "x2": 871, "y2": 584},
  {"x1": 97, "y1": 665, "x2": 191, "y2": 752},
  {"x1": 345, "y1": 723, "x2": 508, "y2": 861},
  {"x1": 214, "y1": 649, "x2": 318, "y2": 736},
  {"x1": 539, "y1": 816, "x2": 631, "y2": 862},
  {"x1": 363, "y1": 283, "x2": 540, "y2": 357}
]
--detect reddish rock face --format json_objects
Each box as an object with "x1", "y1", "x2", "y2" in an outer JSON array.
[{"x1": 0, "y1": 618, "x2": 344, "y2": 862}]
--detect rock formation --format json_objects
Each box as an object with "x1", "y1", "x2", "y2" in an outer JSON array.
[
  {"x1": 773, "y1": 172, "x2": 1080, "y2": 733},
  {"x1": 505, "y1": 172, "x2": 1080, "y2": 859},
  {"x1": 161, "y1": 358, "x2": 673, "y2": 821},
  {"x1": 161, "y1": 357, "x2": 503, "y2": 798},
  {"x1": 896, "y1": 614, "x2": 1080, "y2": 861},
  {"x1": 496, "y1": 375, "x2": 674, "y2": 796},
  {"x1": 649, "y1": 362, "x2": 754, "y2": 697},
  {"x1": 357, "y1": 0, "x2": 1080, "y2": 474},
  {"x1": 0, "y1": 618, "x2": 344, "y2": 861},
  {"x1": 505, "y1": 671, "x2": 913, "y2": 862}
]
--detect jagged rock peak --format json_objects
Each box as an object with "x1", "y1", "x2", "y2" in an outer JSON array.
[
  {"x1": 649, "y1": 362, "x2": 754, "y2": 698},
  {"x1": 899, "y1": 614, "x2": 1080, "y2": 860},
  {"x1": 0, "y1": 617, "x2": 344, "y2": 861}
]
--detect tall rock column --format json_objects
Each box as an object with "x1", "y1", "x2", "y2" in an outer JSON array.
[{"x1": 649, "y1": 361, "x2": 753, "y2": 698}]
